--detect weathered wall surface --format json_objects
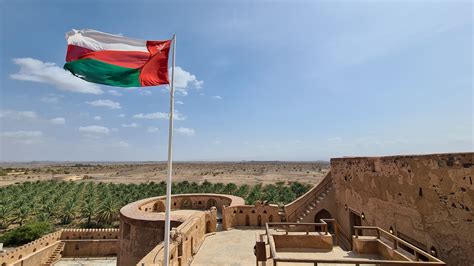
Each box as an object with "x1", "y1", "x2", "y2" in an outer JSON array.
[
  {"x1": 0, "y1": 229, "x2": 120, "y2": 266},
  {"x1": 331, "y1": 152, "x2": 473, "y2": 265},
  {"x1": 62, "y1": 240, "x2": 117, "y2": 257},
  {"x1": 223, "y1": 202, "x2": 280, "y2": 229},
  {"x1": 0, "y1": 230, "x2": 62, "y2": 266},
  {"x1": 60, "y1": 229, "x2": 119, "y2": 258},
  {"x1": 118, "y1": 194, "x2": 227, "y2": 266},
  {"x1": 136, "y1": 211, "x2": 210, "y2": 266}
]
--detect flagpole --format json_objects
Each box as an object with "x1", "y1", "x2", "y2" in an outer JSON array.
[{"x1": 163, "y1": 34, "x2": 176, "y2": 266}]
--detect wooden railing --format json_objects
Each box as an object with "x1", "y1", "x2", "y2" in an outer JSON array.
[
  {"x1": 284, "y1": 172, "x2": 333, "y2": 222},
  {"x1": 354, "y1": 226, "x2": 444, "y2": 264}
]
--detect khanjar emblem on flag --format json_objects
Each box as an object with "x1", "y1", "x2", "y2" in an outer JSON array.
[{"x1": 64, "y1": 29, "x2": 171, "y2": 87}]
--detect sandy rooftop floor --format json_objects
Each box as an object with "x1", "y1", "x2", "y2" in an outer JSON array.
[
  {"x1": 192, "y1": 226, "x2": 265, "y2": 266},
  {"x1": 54, "y1": 257, "x2": 116, "y2": 266}
]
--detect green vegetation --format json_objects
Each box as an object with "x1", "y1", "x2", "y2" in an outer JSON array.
[
  {"x1": 0, "y1": 180, "x2": 310, "y2": 244},
  {"x1": 0, "y1": 221, "x2": 52, "y2": 246}
]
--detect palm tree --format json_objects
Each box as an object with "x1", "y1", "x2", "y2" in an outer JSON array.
[
  {"x1": 60, "y1": 199, "x2": 76, "y2": 224},
  {"x1": 15, "y1": 206, "x2": 30, "y2": 226},
  {"x1": 0, "y1": 205, "x2": 13, "y2": 229},
  {"x1": 81, "y1": 199, "x2": 97, "y2": 226},
  {"x1": 97, "y1": 197, "x2": 118, "y2": 226},
  {"x1": 224, "y1": 183, "x2": 238, "y2": 195}
]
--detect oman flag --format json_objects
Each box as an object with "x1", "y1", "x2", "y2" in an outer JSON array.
[{"x1": 64, "y1": 29, "x2": 171, "y2": 87}]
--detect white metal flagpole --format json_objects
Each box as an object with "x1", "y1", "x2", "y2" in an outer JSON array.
[{"x1": 163, "y1": 34, "x2": 176, "y2": 266}]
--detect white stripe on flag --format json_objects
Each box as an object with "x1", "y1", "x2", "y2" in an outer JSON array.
[{"x1": 66, "y1": 29, "x2": 148, "y2": 52}]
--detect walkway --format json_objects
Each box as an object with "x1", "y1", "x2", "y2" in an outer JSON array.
[{"x1": 191, "y1": 226, "x2": 264, "y2": 266}]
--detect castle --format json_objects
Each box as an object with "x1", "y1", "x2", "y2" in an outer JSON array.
[{"x1": 1, "y1": 152, "x2": 472, "y2": 265}]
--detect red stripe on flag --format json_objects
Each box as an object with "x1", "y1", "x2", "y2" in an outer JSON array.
[{"x1": 66, "y1": 45, "x2": 150, "y2": 69}]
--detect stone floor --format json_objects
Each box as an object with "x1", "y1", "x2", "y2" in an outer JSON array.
[
  {"x1": 191, "y1": 226, "x2": 264, "y2": 266},
  {"x1": 54, "y1": 257, "x2": 117, "y2": 266}
]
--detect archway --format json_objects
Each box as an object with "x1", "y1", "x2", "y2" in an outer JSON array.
[
  {"x1": 206, "y1": 221, "x2": 212, "y2": 233},
  {"x1": 314, "y1": 209, "x2": 333, "y2": 233},
  {"x1": 269, "y1": 215, "x2": 273, "y2": 223},
  {"x1": 153, "y1": 201, "x2": 165, "y2": 212},
  {"x1": 257, "y1": 215, "x2": 262, "y2": 227},
  {"x1": 207, "y1": 198, "x2": 218, "y2": 209},
  {"x1": 245, "y1": 215, "x2": 250, "y2": 226}
]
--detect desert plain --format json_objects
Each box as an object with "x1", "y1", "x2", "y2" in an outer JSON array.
[{"x1": 0, "y1": 161, "x2": 329, "y2": 187}]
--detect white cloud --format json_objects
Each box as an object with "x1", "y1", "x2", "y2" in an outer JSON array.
[
  {"x1": 50, "y1": 117, "x2": 65, "y2": 125},
  {"x1": 133, "y1": 110, "x2": 186, "y2": 121},
  {"x1": 1, "y1": 130, "x2": 43, "y2": 144},
  {"x1": 139, "y1": 89, "x2": 152, "y2": 96},
  {"x1": 79, "y1": 125, "x2": 110, "y2": 135},
  {"x1": 175, "y1": 127, "x2": 195, "y2": 136},
  {"x1": 212, "y1": 95, "x2": 223, "y2": 100},
  {"x1": 147, "y1": 127, "x2": 159, "y2": 133},
  {"x1": 176, "y1": 101, "x2": 184, "y2": 105},
  {"x1": 11, "y1": 58, "x2": 103, "y2": 94},
  {"x1": 118, "y1": 114, "x2": 125, "y2": 118},
  {"x1": 328, "y1": 137, "x2": 342, "y2": 143},
  {"x1": 115, "y1": 141, "x2": 130, "y2": 148},
  {"x1": 2, "y1": 131, "x2": 43, "y2": 138},
  {"x1": 41, "y1": 94, "x2": 62, "y2": 104},
  {"x1": 133, "y1": 112, "x2": 168, "y2": 120},
  {"x1": 108, "y1": 89, "x2": 122, "y2": 96},
  {"x1": 167, "y1": 66, "x2": 203, "y2": 96},
  {"x1": 86, "y1": 99, "x2": 121, "y2": 109},
  {"x1": 122, "y1": 123, "x2": 139, "y2": 128},
  {"x1": 93, "y1": 116, "x2": 102, "y2": 121},
  {"x1": 0, "y1": 110, "x2": 37, "y2": 120}
]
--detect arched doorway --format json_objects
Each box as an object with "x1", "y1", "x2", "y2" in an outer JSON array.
[
  {"x1": 257, "y1": 215, "x2": 262, "y2": 227},
  {"x1": 206, "y1": 221, "x2": 212, "y2": 233},
  {"x1": 314, "y1": 209, "x2": 333, "y2": 233},
  {"x1": 153, "y1": 201, "x2": 165, "y2": 212},
  {"x1": 245, "y1": 215, "x2": 250, "y2": 226},
  {"x1": 207, "y1": 198, "x2": 218, "y2": 209},
  {"x1": 269, "y1": 215, "x2": 273, "y2": 222}
]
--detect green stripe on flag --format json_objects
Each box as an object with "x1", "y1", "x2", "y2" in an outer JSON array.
[{"x1": 64, "y1": 58, "x2": 141, "y2": 87}]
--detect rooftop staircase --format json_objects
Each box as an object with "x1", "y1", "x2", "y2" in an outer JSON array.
[
  {"x1": 296, "y1": 183, "x2": 333, "y2": 223},
  {"x1": 43, "y1": 241, "x2": 65, "y2": 265}
]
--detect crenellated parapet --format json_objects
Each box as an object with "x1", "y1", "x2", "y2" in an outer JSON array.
[
  {"x1": 0, "y1": 230, "x2": 62, "y2": 265},
  {"x1": 60, "y1": 228, "x2": 119, "y2": 240}
]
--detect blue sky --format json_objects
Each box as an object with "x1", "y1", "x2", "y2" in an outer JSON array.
[{"x1": 0, "y1": 0, "x2": 472, "y2": 161}]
